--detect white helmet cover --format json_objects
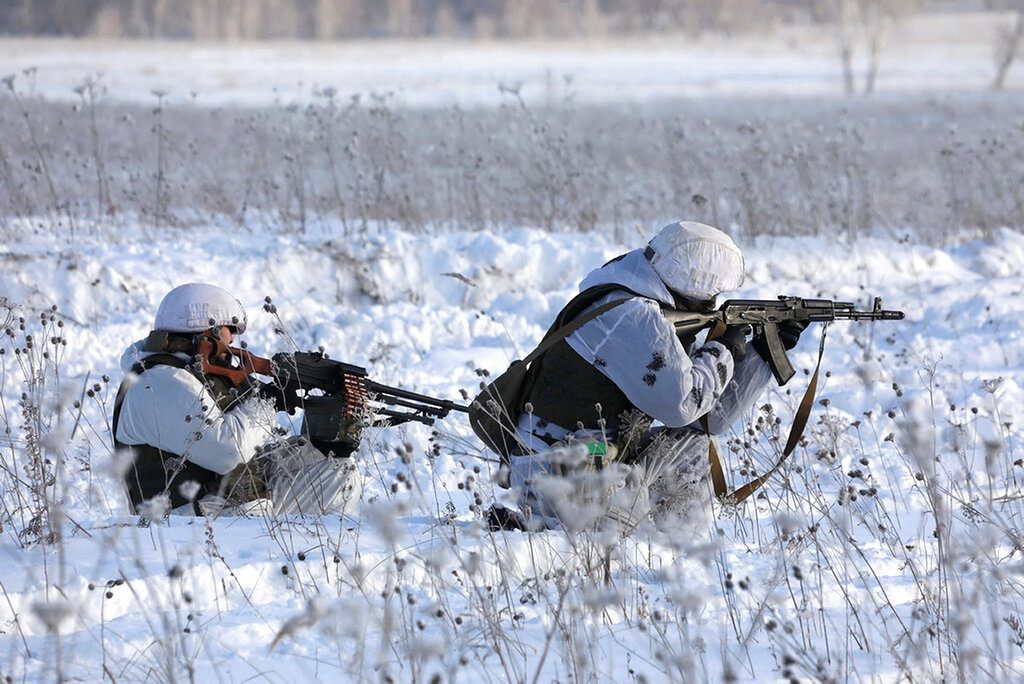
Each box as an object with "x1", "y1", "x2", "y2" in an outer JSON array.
[
  {"x1": 154, "y1": 283, "x2": 248, "y2": 334},
  {"x1": 645, "y1": 221, "x2": 745, "y2": 300}
]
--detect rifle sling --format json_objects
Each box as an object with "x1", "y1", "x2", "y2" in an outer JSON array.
[
  {"x1": 704, "y1": 328, "x2": 827, "y2": 505},
  {"x1": 525, "y1": 290, "x2": 638, "y2": 366}
]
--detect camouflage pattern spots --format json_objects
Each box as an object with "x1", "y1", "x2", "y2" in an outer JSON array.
[
  {"x1": 692, "y1": 345, "x2": 721, "y2": 359},
  {"x1": 646, "y1": 352, "x2": 666, "y2": 372}
]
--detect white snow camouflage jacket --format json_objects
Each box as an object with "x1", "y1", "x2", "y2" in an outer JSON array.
[
  {"x1": 516, "y1": 249, "x2": 773, "y2": 448},
  {"x1": 115, "y1": 340, "x2": 278, "y2": 475}
]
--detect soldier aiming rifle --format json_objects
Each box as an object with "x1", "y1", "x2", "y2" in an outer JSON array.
[{"x1": 471, "y1": 221, "x2": 903, "y2": 531}]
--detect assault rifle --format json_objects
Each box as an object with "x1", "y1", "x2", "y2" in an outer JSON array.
[
  {"x1": 665, "y1": 296, "x2": 905, "y2": 384},
  {"x1": 191, "y1": 338, "x2": 469, "y2": 456}
]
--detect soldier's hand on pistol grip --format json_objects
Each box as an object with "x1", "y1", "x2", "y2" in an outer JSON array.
[
  {"x1": 752, "y1": 319, "x2": 808, "y2": 362},
  {"x1": 715, "y1": 324, "x2": 751, "y2": 362}
]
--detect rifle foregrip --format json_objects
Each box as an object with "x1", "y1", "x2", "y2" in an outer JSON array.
[{"x1": 763, "y1": 323, "x2": 795, "y2": 386}]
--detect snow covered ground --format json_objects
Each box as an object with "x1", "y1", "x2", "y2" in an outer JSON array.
[
  {"x1": 1, "y1": 11, "x2": 1020, "y2": 107},
  {"x1": 1, "y1": 223, "x2": 1023, "y2": 682},
  {"x1": 1, "y1": 9, "x2": 1023, "y2": 679}
]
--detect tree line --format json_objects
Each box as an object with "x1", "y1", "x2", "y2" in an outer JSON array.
[
  {"x1": 3, "y1": 1, "x2": 1020, "y2": 91},
  {"x1": 0, "y1": 0, "x2": 917, "y2": 40}
]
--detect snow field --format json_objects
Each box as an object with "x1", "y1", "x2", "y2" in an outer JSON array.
[
  {"x1": 1, "y1": 223, "x2": 1023, "y2": 681},
  {"x1": 1, "y1": 12, "x2": 1020, "y2": 108}
]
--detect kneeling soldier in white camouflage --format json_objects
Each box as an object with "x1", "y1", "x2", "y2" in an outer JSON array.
[
  {"x1": 499, "y1": 221, "x2": 805, "y2": 530},
  {"x1": 113, "y1": 283, "x2": 362, "y2": 517}
]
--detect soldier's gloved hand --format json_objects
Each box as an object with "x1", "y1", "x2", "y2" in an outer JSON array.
[
  {"x1": 714, "y1": 324, "x2": 750, "y2": 362},
  {"x1": 752, "y1": 320, "x2": 808, "y2": 361},
  {"x1": 779, "y1": 319, "x2": 809, "y2": 350}
]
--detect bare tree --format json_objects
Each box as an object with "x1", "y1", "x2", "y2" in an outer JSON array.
[
  {"x1": 123, "y1": 0, "x2": 150, "y2": 37},
  {"x1": 387, "y1": 0, "x2": 414, "y2": 38},
  {"x1": 993, "y1": 8, "x2": 1024, "y2": 90},
  {"x1": 314, "y1": 0, "x2": 336, "y2": 40},
  {"x1": 828, "y1": 0, "x2": 919, "y2": 95},
  {"x1": 239, "y1": 0, "x2": 264, "y2": 39},
  {"x1": 574, "y1": 0, "x2": 605, "y2": 38},
  {"x1": 834, "y1": 0, "x2": 857, "y2": 94},
  {"x1": 859, "y1": 0, "x2": 886, "y2": 94},
  {"x1": 860, "y1": 0, "x2": 919, "y2": 95}
]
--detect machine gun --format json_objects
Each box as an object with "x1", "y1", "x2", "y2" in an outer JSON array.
[
  {"x1": 264, "y1": 351, "x2": 470, "y2": 457},
  {"x1": 665, "y1": 296, "x2": 905, "y2": 384},
  {"x1": 191, "y1": 338, "x2": 468, "y2": 457}
]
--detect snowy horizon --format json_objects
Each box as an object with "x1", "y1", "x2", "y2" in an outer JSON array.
[{"x1": 1, "y1": 11, "x2": 1020, "y2": 108}]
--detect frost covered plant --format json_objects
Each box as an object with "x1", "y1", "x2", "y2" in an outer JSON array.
[
  {"x1": 74, "y1": 75, "x2": 113, "y2": 222},
  {"x1": 0, "y1": 72, "x2": 74, "y2": 236},
  {"x1": 0, "y1": 299, "x2": 74, "y2": 546},
  {"x1": 896, "y1": 394, "x2": 938, "y2": 483}
]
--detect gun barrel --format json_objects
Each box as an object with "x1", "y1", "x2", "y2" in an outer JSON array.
[
  {"x1": 375, "y1": 407, "x2": 440, "y2": 426},
  {"x1": 371, "y1": 392, "x2": 454, "y2": 417},
  {"x1": 366, "y1": 380, "x2": 470, "y2": 414},
  {"x1": 835, "y1": 309, "x2": 905, "y2": 320}
]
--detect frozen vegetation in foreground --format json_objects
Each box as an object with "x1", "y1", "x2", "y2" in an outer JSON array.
[{"x1": 1, "y1": 223, "x2": 1023, "y2": 681}]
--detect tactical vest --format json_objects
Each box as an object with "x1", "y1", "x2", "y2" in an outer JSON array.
[
  {"x1": 113, "y1": 353, "x2": 243, "y2": 515},
  {"x1": 523, "y1": 285, "x2": 659, "y2": 435}
]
